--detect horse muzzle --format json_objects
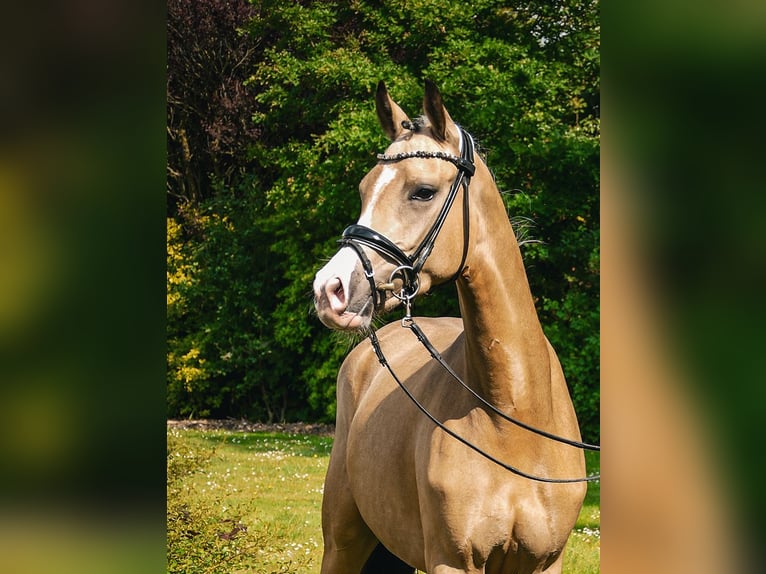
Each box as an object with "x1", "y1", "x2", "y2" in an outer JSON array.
[{"x1": 313, "y1": 248, "x2": 375, "y2": 331}]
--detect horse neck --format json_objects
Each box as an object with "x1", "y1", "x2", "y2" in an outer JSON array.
[{"x1": 456, "y1": 174, "x2": 553, "y2": 420}]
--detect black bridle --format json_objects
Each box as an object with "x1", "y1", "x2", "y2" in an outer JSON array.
[
  {"x1": 339, "y1": 126, "x2": 475, "y2": 308},
  {"x1": 337, "y1": 124, "x2": 600, "y2": 483}
]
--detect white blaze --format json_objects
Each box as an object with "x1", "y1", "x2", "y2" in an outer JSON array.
[
  {"x1": 357, "y1": 165, "x2": 396, "y2": 227},
  {"x1": 313, "y1": 246, "x2": 359, "y2": 299}
]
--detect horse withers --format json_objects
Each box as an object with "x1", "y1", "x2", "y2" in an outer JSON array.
[{"x1": 313, "y1": 80, "x2": 588, "y2": 574}]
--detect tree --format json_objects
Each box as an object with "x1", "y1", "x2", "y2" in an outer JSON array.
[{"x1": 166, "y1": 0, "x2": 259, "y2": 210}]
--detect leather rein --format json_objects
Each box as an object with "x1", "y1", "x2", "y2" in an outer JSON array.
[{"x1": 340, "y1": 124, "x2": 600, "y2": 483}]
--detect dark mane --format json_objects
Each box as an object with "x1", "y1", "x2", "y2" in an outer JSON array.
[{"x1": 401, "y1": 116, "x2": 426, "y2": 132}]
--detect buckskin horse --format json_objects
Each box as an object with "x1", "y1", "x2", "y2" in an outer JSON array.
[{"x1": 313, "y1": 80, "x2": 596, "y2": 574}]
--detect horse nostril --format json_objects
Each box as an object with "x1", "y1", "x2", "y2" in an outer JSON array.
[{"x1": 325, "y1": 277, "x2": 347, "y2": 313}]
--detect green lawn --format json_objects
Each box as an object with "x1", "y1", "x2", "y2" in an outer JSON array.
[
  {"x1": 167, "y1": 427, "x2": 599, "y2": 573},
  {"x1": 565, "y1": 450, "x2": 601, "y2": 572}
]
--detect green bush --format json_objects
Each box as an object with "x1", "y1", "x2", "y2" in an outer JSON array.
[{"x1": 167, "y1": 0, "x2": 600, "y2": 442}]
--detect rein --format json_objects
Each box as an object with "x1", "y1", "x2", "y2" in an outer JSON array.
[
  {"x1": 369, "y1": 323, "x2": 600, "y2": 483},
  {"x1": 369, "y1": 297, "x2": 601, "y2": 483},
  {"x1": 342, "y1": 124, "x2": 600, "y2": 483}
]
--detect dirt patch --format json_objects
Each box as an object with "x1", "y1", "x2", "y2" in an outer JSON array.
[{"x1": 167, "y1": 419, "x2": 335, "y2": 437}]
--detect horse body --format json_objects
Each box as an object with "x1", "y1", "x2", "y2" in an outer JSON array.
[{"x1": 314, "y1": 81, "x2": 587, "y2": 573}]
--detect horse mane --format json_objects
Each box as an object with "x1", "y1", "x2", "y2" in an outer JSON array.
[
  {"x1": 401, "y1": 117, "x2": 426, "y2": 132},
  {"x1": 510, "y1": 215, "x2": 542, "y2": 248}
]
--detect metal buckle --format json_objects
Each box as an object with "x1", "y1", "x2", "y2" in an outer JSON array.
[{"x1": 387, "y1": 265, "x2": 419, "y2": 302}]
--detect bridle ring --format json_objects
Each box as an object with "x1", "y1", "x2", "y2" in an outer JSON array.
[{"x1": 388, "y1": 265, "x2": 420, "y2": 301}]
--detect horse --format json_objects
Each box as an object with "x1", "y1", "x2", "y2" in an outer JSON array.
[{"x1": 312, "y1": 80, "x2": 590, "y2": 574}]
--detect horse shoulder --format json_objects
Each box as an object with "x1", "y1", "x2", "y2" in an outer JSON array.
[{"x1": 545, "y1": 338, "x2": 587, "y2": 463}]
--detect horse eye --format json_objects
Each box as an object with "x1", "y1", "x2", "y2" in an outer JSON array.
[{"x1": 410, "y1": 188, "x2": 435, "y2": 202}]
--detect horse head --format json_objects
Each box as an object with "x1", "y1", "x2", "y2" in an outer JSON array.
[{"x1": 314, "y1": 80, "x2": 483, "y2": 331}]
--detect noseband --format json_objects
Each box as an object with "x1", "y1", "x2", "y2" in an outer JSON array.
[{"x1": 339, "y1": 125, "x2": 476, "y2": 308}]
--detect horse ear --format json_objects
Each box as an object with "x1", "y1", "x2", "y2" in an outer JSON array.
[
  {"x1": 423, "y1": 79, "x2": 456, "y2": 143},
  {"x1": 376, "y1": 81, "x2": 410, "y2": 141}
]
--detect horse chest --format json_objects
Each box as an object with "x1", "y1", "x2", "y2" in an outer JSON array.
[
  {"x1": 425, "y1": 451, "x2": 565, "y2": 547},
  {"x1": 346, "y1": 408, "x2": 566, "y2": 564}
]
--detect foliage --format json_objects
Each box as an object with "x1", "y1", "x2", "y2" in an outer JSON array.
[
  {"x1": 167, "y1": 188, "x2": 309, "y2": 422},
  {"x1": 167, "y1": 0, "x2": 260, "y2": 208},
  {"x1": 167, "y1": 0, "x2": 600, "y2": 441}
]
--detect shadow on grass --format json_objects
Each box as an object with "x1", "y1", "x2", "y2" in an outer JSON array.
[{"x1": 197, "y1": 430, "x2": 334, "y2": 458}]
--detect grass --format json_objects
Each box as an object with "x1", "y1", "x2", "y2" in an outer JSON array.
[
  {"x1": 564, "y1": 450, "x2": 601, "y2": 573},
  {"x1": 167, "y1": 427, "x2": 599, "y2": 573}
]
